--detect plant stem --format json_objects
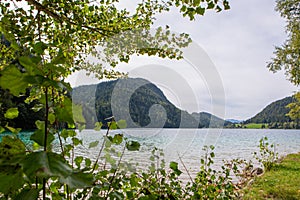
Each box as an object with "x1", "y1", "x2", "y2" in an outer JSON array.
[
  {"x1": 105, "y1": 145, "x2": 126, "y2": 199},
  {"x1": 178, "y1": 153, "x2": 194, "y2": 184},
  {"x1": 92, "y1": 121, "x2": 112, "y2": 172},
  {"x1": 44, "y1": 87, "x2": 49, "y2": 151},
  {"x1": 43, "y1": 86, "x2": 49, "y2": 200}
]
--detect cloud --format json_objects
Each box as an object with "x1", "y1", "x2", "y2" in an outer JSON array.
[{"x1": 67, "y1": 0, "x2": 298, "y2": 120}]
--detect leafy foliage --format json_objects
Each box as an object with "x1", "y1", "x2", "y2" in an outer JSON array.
[
  {"x1": 267, "y1": 0, "x2": 300, "y2": 85},
  {"x1": 253, "y1": 137, "x2": 279, "y2": 172},
  {"x1": 286, "y1": 92, "x2": 300, "y2": 124},
  {"x1": 0, "y1": 0, "x2": 233, "y2": 199}
]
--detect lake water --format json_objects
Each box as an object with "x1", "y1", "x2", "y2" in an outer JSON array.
[
  {"x1": 7, "y1": 128, "x2": 300, "y2": 181},
  {"x1": 71, "y1": 128, "x2": 300, "y2": 180}
]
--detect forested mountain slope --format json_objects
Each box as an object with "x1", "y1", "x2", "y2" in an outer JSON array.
[
  {"x1": 72, "y1": 78, "x2": 228, "y2": 128},
  {"x1": 245, "y1": 96, "x2": 294, "y2": 124}
]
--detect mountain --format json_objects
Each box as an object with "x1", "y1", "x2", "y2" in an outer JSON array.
[
  {"x1": 245, "y1": 96, "x2": 299, "y2": 128},
  {"x1": 72, "y1": 78, "x2": 228, "y2": 128},
  {"x1": 192, "y1": 112, "x2": 230, "y2": 128}
]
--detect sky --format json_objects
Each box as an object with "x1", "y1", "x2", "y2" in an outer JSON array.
[{"x1": 67, "y1": 0, "x2": 299, "y2": 121}]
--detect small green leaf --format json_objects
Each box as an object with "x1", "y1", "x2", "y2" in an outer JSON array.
[
  {"x1": 60, "y1": 171, "x2": 93, "y2": 190},
  {"x1": 112, "y1": 134, "x2": 123, "y2": 145},
  {"x1": 74, "y1": 156, "x2": 83, "y2": 169},
  {"x1": 30, "y1": 129, "x2": 55, "y2": 147},
  {"x1": 55, "y1": 98, "x2": 74, "y2": 126},
  {"x1": 34, "y1": 41, "x2": 48, "y2": 54},
  {"x1": 170, "y1": 161, "x2": 178, "y2": 170},
  {"x1": 4, "y1": 108, "x2": 19, "y2": 119},
  {"x1": 89, "y1": 141, "x2": 99, "y2": 148},
  {"x1": 5, "y1": 125, "x2": 21, "y2": 134},
  {"x1": 78, "y1": 124, "x2": 86, "y2": 132},
  {"x1": 48, "y1": 113, "x2": 55, "y2": 124},
  {"x1": 15, "y1": 189, "x2": 39, "y2": 200},
  {"x1": 73, "y1": 104, "x2": 86, "y2": 124},
  {"x1": 85, "y1": 158, "x2": 91, "y2": 167},
  {"x1": 117, "y1": 120, "x2": 127, "y2": 129},
  {"x1": 72, "y1": 137, "x2": 82, "y2": 146},
  {"x1": 94, "y1": 122, "x2": 103, "y2": 131},
  {"x1": 0, "y1": 136, "x2": 26, "y2": 159},
  {"x1": 60, "y1": 129, "x2": 76, "y2": 140},
  {"x1": 196, "y1": 7, "x2": 205, "y2": 15},
  {"x1": 193, "y1": 0, "x2": 200, "y2": 7},
  {"x1": 18, "y1": 56, "x2": 37, "y2": 75},
  {"x1": 0, "y1": 126, "x2": 5, "y2": 133},
  {"x1": 126, "y1": 141, "x2": 140, "y2": 151},
  {"x1": 207, "y1": 2, "x2": 215, "y2": 9},
  {"x1": 35, "y1": 120, "x2": 45, "y2": 130},
  {"x1": 0, "y1": 168, "x2": 24, "y2": 195},
  {"x1": 108, "y1": 121, "x2": 118, "y2": 130}
]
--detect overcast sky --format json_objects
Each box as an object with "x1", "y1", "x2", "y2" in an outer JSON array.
[{"x1": 68, "y1": 0, "x2": 299, "y2": 120}]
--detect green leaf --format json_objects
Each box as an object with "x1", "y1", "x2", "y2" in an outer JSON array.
[
  {"x1": 72, "y1": 137, "x2": 82, "y2": 146},
  {"x1": 22, "y1": 151, "x2": 71, "y2": 179},
  {"x1": 0, "y1": 126, "x2": 5, "y2": 133},
  {"x1": 85, "y1": 158, "x2": 91, "y2": 167},
  {"x1": 75, "y1": 156, "x2": 83, "y2": 169},
  {"x1": 196, "y1": 7, "x2": 205, "y2": 15},
  {"x1": 207, "y1": 2, "x2": 215, "y2": 9},
  {"x1": 0, "y1": 65, "x2": 28, "y2": 96},
  {"x1": 35, "y1": 120, "x2": 45, "y2": 130},
  {"x1": 126, "y1": 141, "x2": 140, "y2": 151},
  {"x1": 193, "y1": 0, "x2": 200, "y2": 7},
  {"x1": 170, "y1": 161, "x2": 178, "y2": 170},
  {"x1": 15, "y1": 189, "x2": 39, "y2": 200},
  {"x1": 108, "y1": 121, "x2": 118, "y2": 130},
  {"x1": 48, "y1": 113, "x2": 56, "y2": 124},
  {"x1": 5, "y1": 125, "x2": 21, "y2": 134},
  {"x1": 112, "y1": 134, "x2": 123, "y2": 145},
  {"x1": 223, "y1": 0, "x2": 230, "y2": 10},
  {"x1": 73, "y1": 104, "x2": 86, "y2": 124},
  {"x1": 89, "y1": 141, "x2": 99, "y2": 148},
  {"x1": 60, "y1": 171, "x2": 93, "y2": 190},
  {"x1": 56, "y1": 98, "x2": 74, "y2": 126},
  {"x1": 4, "y1": 107, "x2": 19, "y2": 119},
  {"x1": 18, "y1": 56, "x2": 37, "y2": 75},
  {"x1": 0, "y1": 136, "x2": 26, "y2": 159},
  {"x1": 0, "y1": 167, "x2": 24, "y2": 195},
  {"x1": 78, "y1": 124, "x2": 86, "y2": 132},
  {"x1": 169, "y1": 161, "x2": 182, "y2": 176},
  {"x1": 34, "y1": 41, "x2": 48, "y2": 54},
  {"x1": 94, "y1": 122, "x2": 103, "y2": 131},
  {"x1": 117, "y1": 120, "x2": 127, "y2": 129},
  {"x1": 30, "y1": 129, "x2": 55, "y2": 147},
  {"x1": 60, "y1": 129, "x2": 76, "y2": 140}
]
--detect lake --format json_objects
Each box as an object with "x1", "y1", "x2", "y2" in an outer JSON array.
[
  {"x1": 9, "y1": 128, "x2": 300, "y2": 181},
  {"x1": 71, "y1": 128, "x2": 300, "y2": 180}
]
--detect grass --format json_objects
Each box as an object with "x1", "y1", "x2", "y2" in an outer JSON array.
[
  {"x1": 244, "y1": 123, "x2": 268, "y2": 129},
  {"x1": 242, "y1": 153, "x2": 300, "y2": 199},
  {"x1": 235, "y1": 123, "x2": 268, "y2": 129}
]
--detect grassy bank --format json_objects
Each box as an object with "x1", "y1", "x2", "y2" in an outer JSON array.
[{"x1": 242, "y1": 153, "x2": 300, "y2": 199}]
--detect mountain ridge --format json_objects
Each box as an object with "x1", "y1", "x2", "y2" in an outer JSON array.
[{"x1": 72, "y1": 78, "x2": 229, "y2": 128}]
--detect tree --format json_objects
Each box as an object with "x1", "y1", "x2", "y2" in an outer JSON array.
[
  {"x1": 268, "y1": 0, "x2": 300, "y2": 127},
  {"x1": 287, "y1": 92, "x2": 300, "y2": 128},
  {"x1": 267, "y1": 0, "x2": 300, "y2": 85},
  {"x1": 0, "y1": 0, "x2": 231, "y2": 199}
]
